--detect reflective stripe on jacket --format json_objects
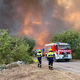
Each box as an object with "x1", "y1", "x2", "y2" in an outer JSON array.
[
  {"x1": 47, "y1": 52, "x2": 54, "y2": 57},
  {"x1": 37, "y1": 53, "x2": 42, "y2": 57}
]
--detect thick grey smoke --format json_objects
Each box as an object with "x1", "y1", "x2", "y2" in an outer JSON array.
[
  {"x1": 0, "y1": 0, "x2": 80, "y2": 49},
  {"x1": 0, "y1": 0, "x2": 69, "y2": 35},
  {"x1": 13, "y1": 0, "x2": 69, "y2": 36},
  {"x1": 0, "y1": 0, "x2": 19, "y2": 34}
]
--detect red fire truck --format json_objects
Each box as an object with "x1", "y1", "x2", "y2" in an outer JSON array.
[{"x1": 44, "y1": 42, "x2": 72, "y2": 61}]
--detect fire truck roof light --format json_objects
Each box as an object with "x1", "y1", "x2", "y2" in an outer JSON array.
[
  {"x1": 57, "y1": 42, "x2": 69, "y2": 45},
  {"x1": 67, "y1": 43, "x2": 69, "y2": 45},
  {"x1": 57, "y1": 43, "x2": 60, "y2": 44}
]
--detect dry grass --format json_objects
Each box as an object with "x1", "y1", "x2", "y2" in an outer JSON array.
[
  {"x1": 0, "y1": 62, "x2": 80, "y2": 80},
  {"x1": 71, "y1": 59, "x2": 80, "y2": 62}
]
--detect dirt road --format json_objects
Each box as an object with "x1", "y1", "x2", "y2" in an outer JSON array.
[{"x1": 34, "y1": 57, "x2": 80, "y2": 75}]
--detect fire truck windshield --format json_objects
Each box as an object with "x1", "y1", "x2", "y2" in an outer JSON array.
[{"x1": 59, "y1": 45, "x2": 71, "y2": 50}]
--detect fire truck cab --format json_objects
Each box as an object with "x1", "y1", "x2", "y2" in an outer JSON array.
[{"x1": 44, "y1": 42, "x2": 72, "y2": 61}]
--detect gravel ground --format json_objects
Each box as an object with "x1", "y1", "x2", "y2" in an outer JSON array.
[{"x1": 0, "y1": 62, "x2": 80, "y2": 80}]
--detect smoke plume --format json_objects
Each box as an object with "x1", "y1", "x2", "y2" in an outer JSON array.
[
  {"x1": 0, "y1": 0, "x2": 19, "y2": 34},
  {"x1": 0, "y1": 0, "x2": 80, "y2": 49}
]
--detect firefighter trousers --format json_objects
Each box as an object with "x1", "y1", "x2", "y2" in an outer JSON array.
[
  {"x1": 37, "y1": 57, "x2": 42, "y2": 67},
  {"x1": 48, "y1": 59, "x2": 53, "y2": 69}
]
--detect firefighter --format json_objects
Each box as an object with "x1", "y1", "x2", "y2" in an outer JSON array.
[
  {"x1": 37, "y1": 49, "x2": 42, "y2": 68},
  {"x1": 47, "y1": 48, "x2": 54, "y2": 70},
  {"x1": 35, "y1": 50, "x2": 37, "y2": 57}
]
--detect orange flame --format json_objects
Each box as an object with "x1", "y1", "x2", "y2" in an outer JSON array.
[
  {"x1": 57, "y1": 0, "x2": 72, "y2": 9},
  {"x1": 52, "y1": 0, "x2": 80, "y2": 30},
  {"x1": 21, "y1": 12, "x2": 49, "y2": 49},
  {"x1": 18, "y1": 0, "x2": 80, "y2": 50}
]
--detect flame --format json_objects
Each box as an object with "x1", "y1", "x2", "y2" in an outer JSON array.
[
  {"x1": 57, "y1": 0, "x2": 72, "y2": 9},
  {"x1": 64, "y1": 12, "x2": 80, "y2": 30},
  {"x1": 21, "y1": 12, "x2": 49, "y2": 49},
  {"x1": 17, "y1": 0, "x2": 80, "y2": 50},
  {"x1": 52, "y1": 0, "x2": 80, "y2": 30},
  {"x1": 34, "y1": 30, "x2": 49, "y2": 46},
  {"x1": 2, "y1": 0, "x2": 80, "y2": 50},
  {"x1": 52, "y1": 0, "x2": 72, "y2": 20},
  {"x1": 32, "y1": 21, "x2": 41, "y2": 25},
  {"x1": 23, "y1": 27, "x2": 49, "y2": 49},
  {"x1": 59, "y1": 0, "x2": 80, "y2": 30},
  {"x1": 23, "y1": 28, "x2": 33, "y2": 35}
]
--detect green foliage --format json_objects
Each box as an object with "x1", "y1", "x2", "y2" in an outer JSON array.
[
  {"x1": 30, "y1": 50, "x2": 35, "y2": 56},
  {"x1": 50, "y1": 29, "x2": 80, "y2": 59},
  {"x1": 72, "y1": 47, "x2": 80, "y2": 59},
  {"x1": 0, "y1": 29, "x2": 36, "y2": 64},
  {"x1": 23, "y1": 35, "x2": 36, "y2": 53}
]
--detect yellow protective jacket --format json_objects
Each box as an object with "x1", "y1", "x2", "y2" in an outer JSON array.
[
  {"x1": 37, "y1": 52, "x2": 42, "y2": 57},
  {"x1": 47, "y1": 52, "x2": 54, "y2": 58}
]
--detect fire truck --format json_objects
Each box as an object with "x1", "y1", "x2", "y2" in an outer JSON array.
[{"x1": 44, "y1": 42, "x2": 72, "y2": 61}]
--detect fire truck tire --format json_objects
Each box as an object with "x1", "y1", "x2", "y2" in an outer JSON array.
[
  {"x1": 54, "y1": 59, "x2": 58, "y2": 62},
  {"x1": 65, "y1": 59, "x2": 70, "y2": 62}
]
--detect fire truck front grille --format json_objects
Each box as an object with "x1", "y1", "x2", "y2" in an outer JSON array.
[
  {"x1": 61, "y1": 52, "x2": 69, "y2": 54},
  {"x1": 61, "y1": 52, "x2": 68, "y2": 57}
]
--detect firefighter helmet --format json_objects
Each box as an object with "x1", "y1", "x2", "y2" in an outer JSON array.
[
  {"x1": 49, "y1": 48, "x2": 52, "y2": 52},
  {"x1": 38, "y1": 49, "x2": 41, "y2": 52}
]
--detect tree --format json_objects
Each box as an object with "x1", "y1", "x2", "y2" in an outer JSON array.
[
  {"x1": 23, "y1": 35, "x2": 36, "y2": 54},
  {"x1": 50, "y1": 29, "x2": 80, "y2": 59},
  {"x1": 51, "y1": 29, "x2": 80, "y2": 49},
  {"x1": 0, "y1": 29, "x2": 36, "y2": 64}
]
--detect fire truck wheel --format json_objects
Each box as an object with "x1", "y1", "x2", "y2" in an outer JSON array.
[
  {"x1": 54, "y1": 59, "x2": 58, "y2": 62},
  {"x1": 65, "y1": 59, "x2": 70, "y2": 62}
]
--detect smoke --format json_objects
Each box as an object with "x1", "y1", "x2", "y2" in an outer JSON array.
[
  {"x1": 0, "y1": 0, "x2": 80, "y2": 49},
  {"x1": 0, "y1": 0, "x2": 19, "y2": 34},
  {"x1": 14, "y1": 0, "x2": 69, "y2": 49},
  {"x1": 63, "y1": 0, "x2": 80, "y2": 31}
]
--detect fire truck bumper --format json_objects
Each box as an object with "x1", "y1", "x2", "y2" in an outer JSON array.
[{"x1": 56, "y1": 54, "x2": 72, "y2": 60}]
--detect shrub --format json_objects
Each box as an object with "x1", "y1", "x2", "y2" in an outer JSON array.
[
  {"x1": 72, "y1": 47, "x2": 80, "y2": 59},
  {"x1": 0, "y1": 29, "x2": 35, "y2": 64},
  {"x1": 30, "y1": 50, "x2": 35, "y2": 56}
]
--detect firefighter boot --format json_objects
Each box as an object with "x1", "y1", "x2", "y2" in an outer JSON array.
[
  {"x1": 49, "y1": 66, "x2": 51, "y2": 70},
  {"x1": 50, "y1": 67, "x2": 53, "y2": 70},
  {"x1": 40, "y1": 65, "x2": 42, "y2": 68},
  {"x1": 38, "y1": 64, "x2": 39, "y2": 67}
]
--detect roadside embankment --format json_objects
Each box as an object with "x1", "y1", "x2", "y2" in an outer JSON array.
[
  {"x1": 0, "y1": 62, "x2": 80, "y2": 80},
  {"x1": 71, "y1": 59, "x2": 80, "y2": 62}
]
